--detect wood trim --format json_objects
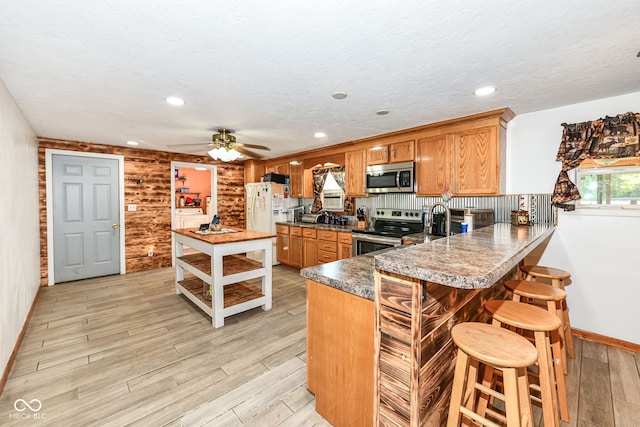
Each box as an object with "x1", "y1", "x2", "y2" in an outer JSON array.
[
  {"x1": 0, "y1": 286, "x2": 41, "y2": 397},
  {"x1": 571, "y1": 328, "x2": 640, "y2": 354}
]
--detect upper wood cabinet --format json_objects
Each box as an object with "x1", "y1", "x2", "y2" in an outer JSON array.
[
  {"x1": 244, "y1": 159, "x2": 265, "y2": 183},
  {"x1": 416, "y1": 134, "x2": 452, "y2": 196},
  {"x1": 366, "y1": 140, "x2": 415, "y2": 165},
  {"x1": 416, "y1": 123, "x2": 504, "y2": 196},
  {"x1": 265, "y1": 162, "x2": 289, "y2": 175},
  {"x1": 345, "y1": 149, "x2": 367, "y2": 197},
  {"x1": 289, "y1": 162, "x2": 304, "y2": 198}
]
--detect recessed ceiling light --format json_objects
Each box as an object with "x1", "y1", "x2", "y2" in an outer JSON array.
[
  {"x1": 474, "y1": 86, "x2": 496, "y2": 96},
  {"x1": 314, "y1": 132, "x2": 326, "y2": 138},
  {"x1": 126, "y1": 140, "x2": 139, "y2": 146},
  {"x1": 165, "y1": 96, "x2": 185, "y2": 106},
  {"x1": 331, "y1": 92, "x2": 348, "y2": 100},
  {"x1": 376, "y1": 110, "x2": 390, "y2": 116}
]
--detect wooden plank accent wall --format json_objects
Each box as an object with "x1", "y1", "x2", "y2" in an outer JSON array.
[
  {"x1": 38, "y1": 138, "x2": 245, "y2": 286},
  {"x1": 374, "y1": 267, "x2": 515, "y2": 427}
]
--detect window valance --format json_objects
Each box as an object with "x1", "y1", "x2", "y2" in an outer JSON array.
[{"x1": 552, "y1": 112, "x2": 640, "y2": 207}]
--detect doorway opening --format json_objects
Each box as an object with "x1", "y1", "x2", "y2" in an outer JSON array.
[{"x1": 171, "y1": 162, "x2": 218, "y2": 262}]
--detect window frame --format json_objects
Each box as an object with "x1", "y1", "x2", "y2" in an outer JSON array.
[{"x1": 571, "y1": 159, "x2": 640, "y2": 215}]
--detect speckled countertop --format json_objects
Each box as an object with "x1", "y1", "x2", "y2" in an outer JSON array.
[{"x1": 300, "y1": 223, "x2": 555, "y2": 299}]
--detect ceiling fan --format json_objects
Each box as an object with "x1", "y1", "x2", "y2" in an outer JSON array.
[{"x1": 168, "y1": 129, "x2": 270, "y2": 161}]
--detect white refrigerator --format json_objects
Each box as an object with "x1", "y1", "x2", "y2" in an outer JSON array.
[{"x1": 245, "y1": 182, "x2": 290, "y2": 265}]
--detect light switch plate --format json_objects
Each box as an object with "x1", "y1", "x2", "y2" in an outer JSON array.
[{"x1": 128, "y1": 204, "x2": 137, "y2": 211}]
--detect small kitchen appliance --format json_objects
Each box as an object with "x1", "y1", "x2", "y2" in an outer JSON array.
[{"x1": 431, "y1": 208, "x2": 495, "y2": 236}]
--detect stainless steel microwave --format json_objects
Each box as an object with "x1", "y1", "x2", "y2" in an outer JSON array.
[{"x1": 365, "y1": 161, "x2": 415, "y2": 193}]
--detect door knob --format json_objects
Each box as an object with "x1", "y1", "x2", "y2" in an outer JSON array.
[{"x1": 112, "y1": 223, "x2": 119, "y2": 229}]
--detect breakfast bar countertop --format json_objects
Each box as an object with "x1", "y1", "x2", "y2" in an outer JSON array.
[{"x1": 300, "y1": 223, "x2": 555, "y2": 298}]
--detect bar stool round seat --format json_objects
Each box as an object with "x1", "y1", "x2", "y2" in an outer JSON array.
[
  {"x1": 447, "y1": 322, "x2": 537, "y2": 427},
  {"x1": 520, "y1": 265, "x2": 576, "y2": 360},
  {"x1": 484, "y1": 300, "x2": 568, "y2": 426},
  {"x1": 505, "y1": 279, "x2": 571, "y2": 374},
  {"x1": 520, "y1": 265, "x2": 570, "y2": 288}
]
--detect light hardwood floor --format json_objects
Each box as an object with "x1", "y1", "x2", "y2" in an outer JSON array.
[{"x1": 1, "y1": 266, "x2": 639, "y2": 426}]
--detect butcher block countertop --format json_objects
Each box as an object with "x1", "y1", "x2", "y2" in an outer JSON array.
[
  {"x1": 173, "y1": 228, "x2": 276, "y2": 244},
  {"x1": 300, "y1": 223, "x2": 555, "y2": 297}
]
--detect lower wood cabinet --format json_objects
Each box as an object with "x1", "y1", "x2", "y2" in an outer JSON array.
[
  {"x1": 302, "y1": 228, "x2": 317, "y2": 268},
  {"x1": 307, "y1": 280, "x2": 374, "y2": 427},
  {"x1": 289, "y1": 226, "x2": 303, "y2": 268},
  {"x1": 276, "y1": 225, "x2": 290, "y2": 265},
  {"x1": 337, "y1": 232, "x2": 352, "y2": 260}
]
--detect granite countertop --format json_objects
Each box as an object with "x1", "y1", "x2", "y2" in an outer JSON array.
[{"x1": 300, "y1": 223, "x2": 555, "y2": 299}]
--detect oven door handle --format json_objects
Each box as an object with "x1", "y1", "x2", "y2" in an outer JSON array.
[{"x1": 352, "y1": 234, "x2": 401, "y2": 246}]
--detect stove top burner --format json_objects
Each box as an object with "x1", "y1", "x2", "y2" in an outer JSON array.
[{"x1": 352, "y1": 208, "x2": 425, "y2": 238}]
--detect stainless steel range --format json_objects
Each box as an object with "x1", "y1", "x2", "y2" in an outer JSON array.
[{"x1": 351, "y1": 208, "x2": 425, "y2": 256}]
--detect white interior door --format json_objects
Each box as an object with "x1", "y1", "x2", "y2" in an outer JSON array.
[{"x1": 52, "y1": 154, "x2": 120, "y2": 283}]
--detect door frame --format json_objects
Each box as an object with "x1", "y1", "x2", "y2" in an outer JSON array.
[
  {"x1": 45, "y1": 149, "x2": 126, "y2": 286},
  {"x1": 170, "y1": 161, "x2": 218, "y2": 265}
]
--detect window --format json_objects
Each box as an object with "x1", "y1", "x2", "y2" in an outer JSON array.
[{"x1": 576, "y1": 160, "x2": 640, "y2": 208}]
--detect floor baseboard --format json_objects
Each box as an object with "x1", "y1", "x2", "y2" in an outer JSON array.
[
  {"x1": 573, "y1": 328, "x2": 640, "y2": 353},
  {"x1": 0, "y1": 286, "x2": 41, "y2": 397}
]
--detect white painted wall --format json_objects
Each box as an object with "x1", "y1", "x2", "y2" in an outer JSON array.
[
  {"x1": 507, "y1": 91, "x2": 640, "y2": 344},
  {"x1": 0, "y1": 79, "x2": 40, "y2": 378}
]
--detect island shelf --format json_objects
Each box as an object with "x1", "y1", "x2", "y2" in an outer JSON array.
[{"x1": 173, "y1": 228, "x2": 275, "y2": 327}]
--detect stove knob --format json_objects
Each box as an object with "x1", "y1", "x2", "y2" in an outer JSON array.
[{"x1": 404, "y1": 212, "x2": 409, "y2": 216}]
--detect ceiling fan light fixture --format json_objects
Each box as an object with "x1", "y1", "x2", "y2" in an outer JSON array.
[{"x1": 208, "y1": 147, "x2": 242, "y2": 162}]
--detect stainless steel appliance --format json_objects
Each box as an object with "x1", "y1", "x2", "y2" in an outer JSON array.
[
  {"x1": 431, "y1": 208, "x2": 494, "y2": 236},
  {"x1": 301, "y1": 213, "x2": 321, "y2": 223},
  {"x1": 365, "y1": 161, "x2": 415, "y2": 193},
  {"x1": 352, "y1": 208, "x2": 424, "y2": 256}
]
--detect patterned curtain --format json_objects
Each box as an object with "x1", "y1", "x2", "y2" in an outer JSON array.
[
  {"x1": 552, "y1": 112, "x2": 640, "y2": 207},
  {"x1": 311, "y1": 168, "x2": 328, "y2": 213},
  {"x1": 328, "y1": 166, "x2": 345, "y2": 191}
]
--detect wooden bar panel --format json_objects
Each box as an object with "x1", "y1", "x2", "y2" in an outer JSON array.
[{"x1": 374, "y1": 266, "x2": 518, "y2": 427}]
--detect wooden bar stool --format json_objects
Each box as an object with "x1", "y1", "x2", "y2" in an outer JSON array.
[
  {"x1": 520, "y1": 265, "x2": 575, "y2": 359},
  {"x1": 447, "y1": 322, "x2": 537, "y2": 427},
  {"x1": 484, "y1": 300, "x2": 567, "y2": 427},
  {"x1": 505, "y1": 279, "x2": 570, "y2": 375}
]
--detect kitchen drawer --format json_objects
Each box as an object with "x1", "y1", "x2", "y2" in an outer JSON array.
[
  {"x1": 379, "y1": 276, "x2": 414, "y2": 314},
  {"x1": 317, "y1": 240, "x2": 337, "y2": 253},
  {"x1": 290, "y1": 226, "x2": 302, "y2": 236},
  {"x1": 276, "y1": 224, "x2": 289, "y2": 234},
  {"x1": 337, "y1": 232, "x2": 352, "y2": 244},
  {"x1": 317, "y1": 250, "x2": 337, "y2": 263},
  {"x1": 317, "y1": 230, "x2": 337, "y2": 241},
  {"x1": 302, "y1": 228, "x2": 317, "y2": 238}
]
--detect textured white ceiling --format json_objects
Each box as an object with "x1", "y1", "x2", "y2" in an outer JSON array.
[{"x1": 1, "y1": 0, "x2": 639, "y2": 159}]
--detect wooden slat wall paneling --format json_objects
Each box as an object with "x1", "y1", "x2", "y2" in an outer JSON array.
[
  {"x1": 374, "y1": 267, "x2": 514, "y2": 427},
  {"x1": 38, "y1": 138, "x2": 245, "y2": 285}
]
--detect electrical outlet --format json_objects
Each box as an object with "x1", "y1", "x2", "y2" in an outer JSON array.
[
  {"x1": 128, "y1": 204, "x2": 137, "y2": 211},
  {"x1": 148, "y1": 248, "x2": 153, "y2": 257}
]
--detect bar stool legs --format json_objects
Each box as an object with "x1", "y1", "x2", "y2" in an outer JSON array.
[
  {"x1": 447, "y1": 322, "x2": 537, "y2": 427},
  {"x1": 484, "y1": 300, "x2": 568, "y2": 426},
  {"x1": 521, "y1": 265, "x2": 575, "y2": 359}
]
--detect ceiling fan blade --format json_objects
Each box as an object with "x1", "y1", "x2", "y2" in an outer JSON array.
[
  {"x1": 235, "y1": 146, "x2": 266, "y2": 159},
  {"x1": 166, "y1": 143, "x2": 214, "y2": 148},
  {"x1": 238, "y1": 143, "x2": 271, "y2": 151}
]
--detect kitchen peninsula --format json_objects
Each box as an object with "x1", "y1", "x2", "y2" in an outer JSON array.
[
  {"x1": 173, "y1": 228, "x2": 275, "y2": 328},
  {"x1": 301, "y1": 223, "x2": 554, "y2": 427}
]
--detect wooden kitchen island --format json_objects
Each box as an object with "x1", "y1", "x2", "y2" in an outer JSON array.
[
  {"x1": 301, "y1": 223, "x2": 555, "y2": 427},
  {"x1": 173, "y1": 228, "x2": 275, "y2": 328}
]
